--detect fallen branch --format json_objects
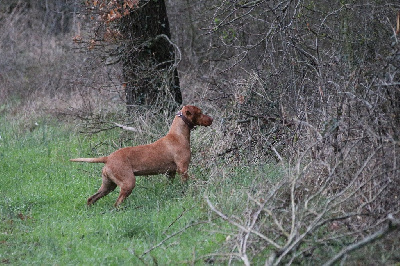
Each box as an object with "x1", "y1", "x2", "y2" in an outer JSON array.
[
  {"x1": 140, "y1": 221, "x2": 206, "y2": 258},
  {"x1": 323, "y1": 214, "x2": 400, "y2": 266},
  {"x1": 113, "y1": 122, "x2": 138, "y2": 132},
  {"x1": 162, "y1": 206, "x2": 196, "y2": 235}
]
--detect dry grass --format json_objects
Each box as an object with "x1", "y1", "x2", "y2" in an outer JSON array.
[{"x1": 0, "y1": 3, "x2": 125, "y2": 126}]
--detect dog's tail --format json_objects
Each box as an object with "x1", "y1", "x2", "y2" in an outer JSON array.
[{"x1": 70, "y1": 157, "x2": 107, "y2": 163}]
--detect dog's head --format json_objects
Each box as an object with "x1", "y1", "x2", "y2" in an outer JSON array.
[{"x1": 181, "y1": 105, "x2": 213, "y2": 127}]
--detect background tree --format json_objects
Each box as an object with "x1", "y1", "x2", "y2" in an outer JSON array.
[
  {"x1": 120, "y1": 0, "x2": 182, "y2": 112},
  {"x1": 85, "y1": 0, "x2": 182, "y2": 113}
]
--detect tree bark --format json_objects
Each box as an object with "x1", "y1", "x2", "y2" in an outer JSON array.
[{"x1": 120, "y1": 0, "x2": 182, "y2": 113}]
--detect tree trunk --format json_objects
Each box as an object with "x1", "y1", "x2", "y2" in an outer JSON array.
[{"x1": 120, "y1": 0, "x2": 182, "y2": 113}]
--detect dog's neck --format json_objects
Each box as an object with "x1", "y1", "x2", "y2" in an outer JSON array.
[
  {"x1": 176, "y1": 111, "x2": 195, "y2": 130},
  {"x1": 168, "y1": 114, "x2": 193, "y2": 141}
]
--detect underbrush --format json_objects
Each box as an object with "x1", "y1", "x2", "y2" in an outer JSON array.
[{"x1": 1, "y1": 108, "x2": 399, "y2": 265}]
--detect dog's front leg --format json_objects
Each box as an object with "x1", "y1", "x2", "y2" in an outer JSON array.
[
  {"x1": 167, "y1": 171, "x2": 176, "y2": 182},
  {"x1": 176, "y1": 162, "x2": 189, "y2": 182}
]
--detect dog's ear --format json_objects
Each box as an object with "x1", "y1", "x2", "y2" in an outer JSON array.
[
  {"x1": 185, "y1": 106, "x2": 193, "y2": 117},
  {"x1": 185, "y1": 105, "x2": 200, "y2": 117}
]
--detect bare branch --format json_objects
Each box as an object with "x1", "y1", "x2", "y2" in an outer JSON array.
[
  {"x1": 323, "y1": 214, "x2": 400, "y2": 266},
  {"x1": 154, "y1": 34, "x2": 182, "y2": 68},
  {"x1": 205, "y1": 196, "x2": 282, "y2": 249}
]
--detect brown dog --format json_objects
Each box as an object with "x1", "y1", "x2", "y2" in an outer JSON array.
[{"x1": 70, "y1": 105, "x2": 213, "y2": 207}]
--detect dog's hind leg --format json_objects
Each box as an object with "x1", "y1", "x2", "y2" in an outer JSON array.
[
  {"x1": 114, "y1": 177, "x2": 135, "y2": 207},
  {"x1": 87, "y1": 167, "x2": 117, "y2": 205},
  {"x1": 109, "y1": 166, "x2": 136, "y2": 207}
]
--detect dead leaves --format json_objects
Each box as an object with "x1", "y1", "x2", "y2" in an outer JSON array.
[{"x1": 85, "y1": 0, "x2": 139, "y2": 23}]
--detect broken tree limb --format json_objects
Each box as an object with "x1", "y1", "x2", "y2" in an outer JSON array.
[
  {"x1": 113, "y1": 122, "x2": 138, "y2": 132},
  {"x1": 323, "y1": 214, "x2": 400, "y2": 266}
]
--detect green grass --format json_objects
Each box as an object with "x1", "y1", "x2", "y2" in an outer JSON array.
[
  {"x1": 2, "y1": 116, "x2": 397, "y2": 265},
  {"x1": 0, "y1": 118, "x2": 226, "y2": 265},
  {"x1": 0, "y1": 115, "x2": 288, "y2": 265}
]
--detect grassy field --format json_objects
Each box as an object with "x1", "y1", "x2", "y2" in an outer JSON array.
[
  {"x1": 0, "y1": 116, "x2": 279, "y2": 265},
  {"x1": 0, "y1": 117, "x2": 213, "y2": 265}
]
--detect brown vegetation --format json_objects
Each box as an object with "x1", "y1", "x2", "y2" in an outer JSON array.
[{"x1": 1, "y1": 0, "x2": 399, "y2": 264}]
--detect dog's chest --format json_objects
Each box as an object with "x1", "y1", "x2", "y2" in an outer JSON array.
[{"x1": 133, "y1": 159, "x2": 177, "y2": 176}]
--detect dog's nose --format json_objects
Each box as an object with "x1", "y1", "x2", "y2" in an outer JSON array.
[{"x1": 206, "y1": 116, "x2": 213, "y2": 126}]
